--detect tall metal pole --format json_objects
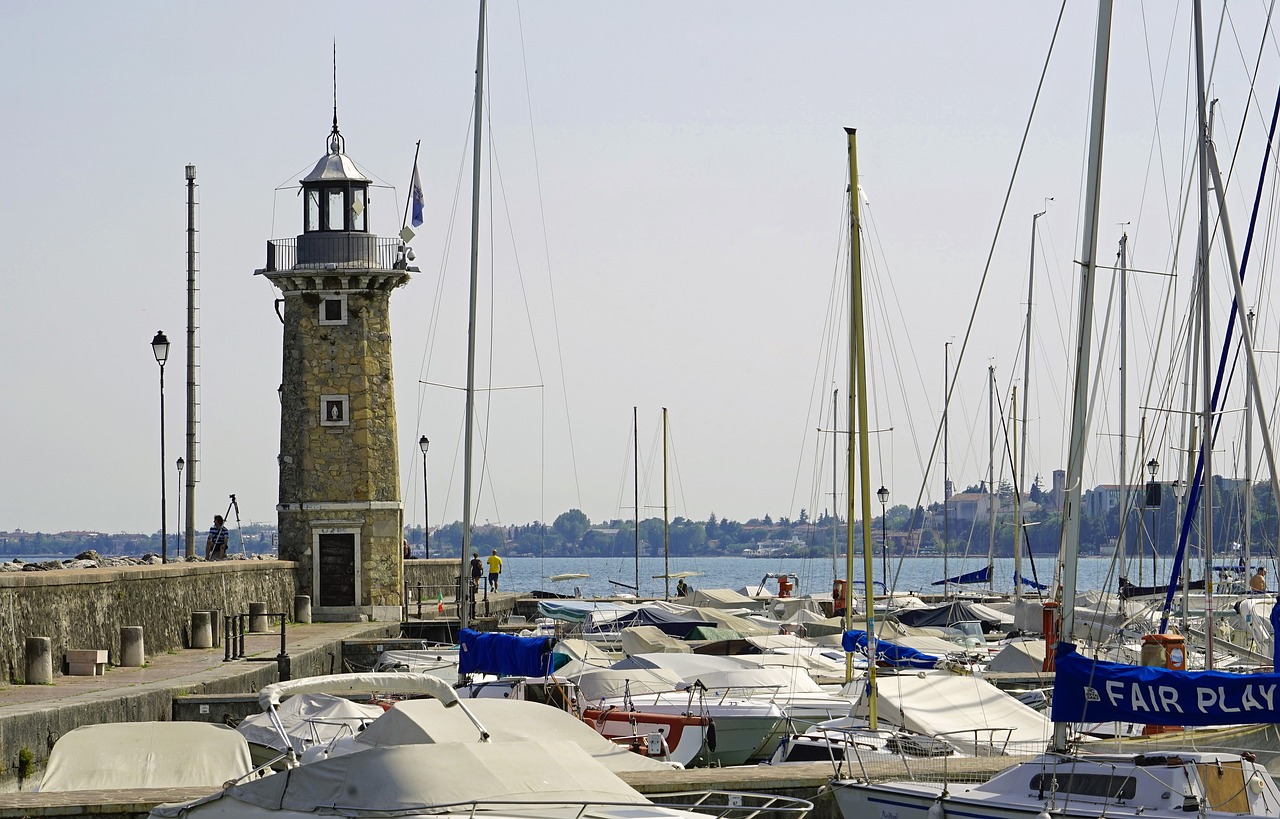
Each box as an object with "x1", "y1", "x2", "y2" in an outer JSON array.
[
  {"x1": 459, "y1": 0, "x2": 487, "y2": 629},
  {"x1": 846, "y1": 127, "x2": 878, "y2": 730},
  {"x1": 1016, "y1": 208, "x2": 1045, "y2": 604},
  {"x1": 943, "y1": 341, "x2": 951, "y2": 599},
  {"x1": 1055, "y1": 0, "x2": 1113, "y2": 754},
  {"x1": 987, "y1": 364, "x2": 996, "y2": 589},
  {"x1": 832, "y1": 388, "x2": 839, "y2": 584},
  {"x1": 663, "y1": 408, "x2": 670, "y2": 601},
  {"x1": 1246, "y1": 310, "x2": 1255, "y2": 578},
  {"x1": 1118, "y1": 232, "x2": 1130, "y2": 579},
  {"x1": 184, "y1": 165, "x2": 198, "y2": 559},
  {"x1": 420, "y1": 436, "x2": 430, "y2": 559},
  {"x1": 1193, "y1": 0, "x2": 1215, "y2": 669},
  {"x1": 634, "y1": 406, "x2": 640, "y2": 596}
]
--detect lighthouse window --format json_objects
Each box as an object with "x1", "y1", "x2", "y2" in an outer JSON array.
[
  {"x1": 319, "y1": 294, "x2": 348, "y2": 326},
  {"x1": 350, "y1": 188, "x2": 366, "y2": 231},
  {"x1": 326, "y1": 188, "x2": 345, "y2": 230},
  {"x1": 306, "y1": 190, "x2": 321, "y2": 232}
]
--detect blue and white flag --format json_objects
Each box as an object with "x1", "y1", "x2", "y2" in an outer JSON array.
[{"x1": 410, "y1": 162, "x2": 424, "y2": 227}]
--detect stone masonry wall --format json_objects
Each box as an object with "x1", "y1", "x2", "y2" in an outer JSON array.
[{"x1": 0, "y1": 561, "x2": 297, "y2": 684}]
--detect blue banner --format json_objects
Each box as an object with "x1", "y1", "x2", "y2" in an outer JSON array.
[{"x1": 1052, "y1": 643, "x2": 1280, "y2": 726}]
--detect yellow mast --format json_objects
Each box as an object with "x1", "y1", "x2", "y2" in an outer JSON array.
[{"x1": 845, "y1": 127, "x2": 878, "y2": 729}]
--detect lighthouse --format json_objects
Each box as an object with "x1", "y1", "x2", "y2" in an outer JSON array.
[{"x1": 257, "y1": 116, "x2": 413, "y2": 621}]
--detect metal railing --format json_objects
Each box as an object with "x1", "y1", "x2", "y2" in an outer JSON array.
[
  {"x1": 264, "y1": 235, "x2": 407, "y2": 272},
  {"x1": 224, "y1": 611, "x2": 289, "y2": 663}
]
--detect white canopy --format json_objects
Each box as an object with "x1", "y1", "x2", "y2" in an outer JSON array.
[
  {"x1": 689, "y1": 588, "x2": 765, "y2": 610},
  {"x1": 571, "y1": 667, "x2": 686, "y2": 701},
  {"x1": 621, "y1": 625, "x2": 693, "y2": 655},
  {"x1": 41, "y1": 722, "x2": 252, "y2": 792},
  {"x1": 326, "y1": 698, "x2": 674, "y2": 772},
  {"x1": 154, "y1": 741, "x2": 647, "y2": 817},
  {"x1": 258, "y1": 672, "x2": 459, "y2": 710},
  {"x1": 988, "y1": 638, "x2": 1049, "y2": 674},
  {"x1": 862, "y1": 670, "x2": 1053, "y2": 755}
]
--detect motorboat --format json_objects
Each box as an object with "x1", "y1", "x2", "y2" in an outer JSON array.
[
  {"x1": 41, "y1": 722, "x2": 254, "y2": 792},
  {"x1": 235, "y1": 692, "x2": 384, "y2": 768}
]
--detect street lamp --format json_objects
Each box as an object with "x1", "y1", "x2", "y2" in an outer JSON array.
[
  {"x1": 419, "y1": 435, "x2": 430, "y2": 559},
  {"x1": 877, "y1": 485, "x2": 889, "y2": 588},
  {"x1": 152, "y1": 331, "x2": 170, "y2": 564},
  {"x1": 176, "y1": 457, "x2": 185, "y2": 559}
]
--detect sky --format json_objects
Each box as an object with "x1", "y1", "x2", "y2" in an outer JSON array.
[{"x1": 3, "y1": 2, "x2": 1279, "y2": 537}]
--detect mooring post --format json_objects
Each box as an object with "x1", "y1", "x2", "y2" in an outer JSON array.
[{"x1": 24, "y1": 637, "x2": 52, "y2": 684}]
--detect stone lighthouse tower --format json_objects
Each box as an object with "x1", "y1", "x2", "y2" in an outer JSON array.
[{"x1": 257, "y1": 117, "x2": 413, "y2": 621}]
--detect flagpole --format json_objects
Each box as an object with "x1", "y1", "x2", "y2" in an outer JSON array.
[{"x1": 401, "y1": 140, "x2": 422, "y2": 230}]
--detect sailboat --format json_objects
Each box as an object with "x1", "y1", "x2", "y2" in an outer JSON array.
[{"x1": 831, "y1": 3, "x2": 1280, "y2": 818}]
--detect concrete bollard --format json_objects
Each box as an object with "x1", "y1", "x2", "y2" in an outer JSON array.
[
  {"x1": 120, "y1": 626, "x2": 145, "y2": 667},
  {"x1": 248, "y1": 601, "x2": 269, "y2": 633},
  {"x1": 24, "y1": 637, "x2": 52, "y2": 684},
  {"x1": 294, "y1": 595, "x2": 312, "y2": 624},
  {"x1": 190, "y1": 611, "x2": 213, "y2": 649}
]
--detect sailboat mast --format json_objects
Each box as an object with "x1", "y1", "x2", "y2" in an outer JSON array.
[
  {"x1": 1192, "y1": 0, "x2": 1215, "y2": 669},
  {"x1": 459, "y1": 0, "x2": 487, "y2": 631},
  {"x1": 1055, "y1": 0, "x2": 1113, "y2": 754},
  {"x1": 1245, "y1": 310, "x2": 1254, "y2": 577},
  {"x1": 634, "y1": 405, "x2": 640, "y2": 596},
  {"x1": 663, "y1": 407, "x2": 670, "y2": 601},
  {"x1": 987, "y1": 364, "x2": 996, "y2": 589},
  {"x1": 832, "y1": 387, "x2": 839, "y2": 584},
  {"x1": 1016, "y1": 208, "x2": 1045, "y2": 605},
  {"x1": 943, "y1": 341, "x2": 950, "y2": 599},
  {"x1": 1118, "y1": 232, "x2": 1129, "y2": 582},
  {"x1": 845, "y1": 127, "x2": 879, "y2": 730}
]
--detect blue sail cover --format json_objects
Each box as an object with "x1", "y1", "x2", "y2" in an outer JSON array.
[
  {"x1": 842, "y1": 629, "x2": 940, "y2": 668},
  {"x1": 1052, "y1": 642, "x2": 1280, "y2": 726},
  {"x1": 1016, "y1": 573, "x2": 1048, "y2": 590},
  {"x1": 932, "y1": 565, "x2": 992, "y2": 586},
  {"x1": 458, "y1": 628, "x2": 556, "y2": 677}
]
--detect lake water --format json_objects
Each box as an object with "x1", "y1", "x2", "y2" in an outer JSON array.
[{"x1": 498, "y1": 555, "x2": 1140, "y2": 599}]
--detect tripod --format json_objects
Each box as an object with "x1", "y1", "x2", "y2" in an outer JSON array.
[{"x1": 221, "y1": 494, "x2": 246, "y2": 558}]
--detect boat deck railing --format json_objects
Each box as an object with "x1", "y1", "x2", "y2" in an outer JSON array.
[
  {"x1": 835, "y1": 727, "x2": 1042, "y2": 785},
  {"x1": 373, "y1": 793, "x2": 815, "y2": 819}
]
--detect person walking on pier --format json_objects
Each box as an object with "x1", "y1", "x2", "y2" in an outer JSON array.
[
  {"x1": 206, "y1": 515, "x2": 229, "y2": 561},
  {"x1": 469, "y1": 552, "x2": 483, "y2": 596},
  {"x1": 487, "y1": 549, "x2": 503, "y2": 592}
]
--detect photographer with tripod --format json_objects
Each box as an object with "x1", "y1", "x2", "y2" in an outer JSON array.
[{"x1": 206, "y1": 515, "x2": 229, "y2": 560}]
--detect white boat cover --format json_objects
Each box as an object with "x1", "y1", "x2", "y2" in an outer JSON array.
[
  {"x1": 687, "y1": 606, "x2": 776, "y2": 636},
  {"x1": 537, "y1": 599, "x2": 634, "y2": 623},
  {"x1": 863, "y1": 670, "x2": 1053, "y2": 754},
  {"x1": 689, "y1": 588, "x2": 765, "y2": 610},
  {"x1": 332, "y1": 698, "x2": 673, "y2": 772},
  {"x1": 41, "y1": 722, "x2": 252, "y2": 792},
  {"x1": 372, "y1": 648, "x2": 460, "y2": 676},
  {"x1": 258, "y1": 672, "x2": 459, "y2": 710},
  {"x1": 621, "y1": 625, "x2": 692, "y2": 655},
  {"x1": 987, "y1": 638, "x2": 1048, "y2": 674},
  {"x1": 236, "y1": 693, "x2": 385, "y2": 753},
  {"x1": 553, "y1": 637, "x2": 615, "y2": 666},
  {"x1": 153, "y1": 741, "x2": 647, "y2": 817},
  {"x1": 1236, "y1": 597, "x2": 1274, "y2": 649},
  {"x1": 571, "y1": 667, "x2": 687, "y2": 701}
]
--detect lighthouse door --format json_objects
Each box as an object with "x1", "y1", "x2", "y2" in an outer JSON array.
[{"x1": 316, "y1": 532, "x2": 357, "y2": 607}]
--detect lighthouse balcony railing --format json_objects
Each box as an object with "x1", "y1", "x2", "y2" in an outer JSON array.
[{"x1": 265, "y1": 235, "x2": 408, "y2": 272}]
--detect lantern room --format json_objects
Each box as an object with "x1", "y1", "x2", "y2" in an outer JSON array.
[{"x1": 301, "y1": 124, "x2": 370, "y2": 233}]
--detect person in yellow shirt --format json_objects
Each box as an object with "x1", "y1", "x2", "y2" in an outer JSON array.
[{"x1": 486, "y1": 549, "x2": 503, "y2": 591}]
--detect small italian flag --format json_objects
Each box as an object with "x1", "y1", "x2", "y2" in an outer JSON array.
[{"x1": 437, "y1": 592, "x2": 445, "y2": 613}]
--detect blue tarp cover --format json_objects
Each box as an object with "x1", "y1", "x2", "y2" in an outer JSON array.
[
  {"x1": 1016, "y1": 573, "x2": 1048, "y2": 590},
  {"x1": 841, "y1": 629, "x2": 941, "y2": 668},
  {"x1": 1052, "y1": 642, "x2": 1280, "y2": 726},
  {"x1": 588, "y1": 607, "x2": 716, "y2": 638},
  {"x1": 932, "y1": 565, "x2": 992, "y2": 586},
  {"x1": 458, "y1": 628, "x2": 556, "y2": 677}
]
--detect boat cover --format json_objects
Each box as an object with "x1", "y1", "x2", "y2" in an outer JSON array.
[
  {"x1": 40, "y1": 722, "x2": 252, "y2": 792},
  {"x1": 571, "y1": 667, "x2": 687, "y2": 701},
  {"x1": 932, "y1": 565, "x2": 993, "y2": 586},
  {"x1": 237, "y1": 693, "x2": 385, "y2": 753},
  {"x1": 537, "y1": 599, "x2": 634, "y2": 623},
  {"x1": 893, "y1": 600, "x2": 1012, "y2": 633},
  {"x1": 621, "y1": 625, "x2": 693, "y2": 655},
  {"x1": 590, "y1": 607, "x2": 717, "y2": 638},
  {"x1": 842, "y1": 629, "x2": 941, "y2": 668},
  {"x1": 689, "y1": 588, "x2": 766, "y2": 610},
  {"x1": 864, "y1": 671, "x2": 1054, "y2": 755},
  {"x1": 1053, "y1": 642, "x2": 1280, "y2": 726},
  {"x1": 153, "y1": 741, "x2": 647, "y2": 817},
  {"x1": 987, "y1": 638, "x2": 1048, "y2": 673},
  {"x1": 616, "y1": 653, "x2": 828, "y2": 694},
  {"x1": 459, "y1": 628, "x2": 556, "y2": 677},
  {"x1": 340, "y1": 698, "x2": 673, "y2": 772}
]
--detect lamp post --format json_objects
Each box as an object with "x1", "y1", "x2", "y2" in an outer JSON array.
[
  {"x1": 419, "y1": 436, "x2": 430, "y2": 559},
  {"x1": 152, "y1": 331, "x2": 170, "y2": 564},
  {"x1": 1147, "y1": 458, "x2": 1160, "y2": 582},
  {"x1": 176, "y1": 457, "x2": 185, "y2": 558},
  {"x1": 877, "y1": 485, "x2": 889, "y2": 589}
]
